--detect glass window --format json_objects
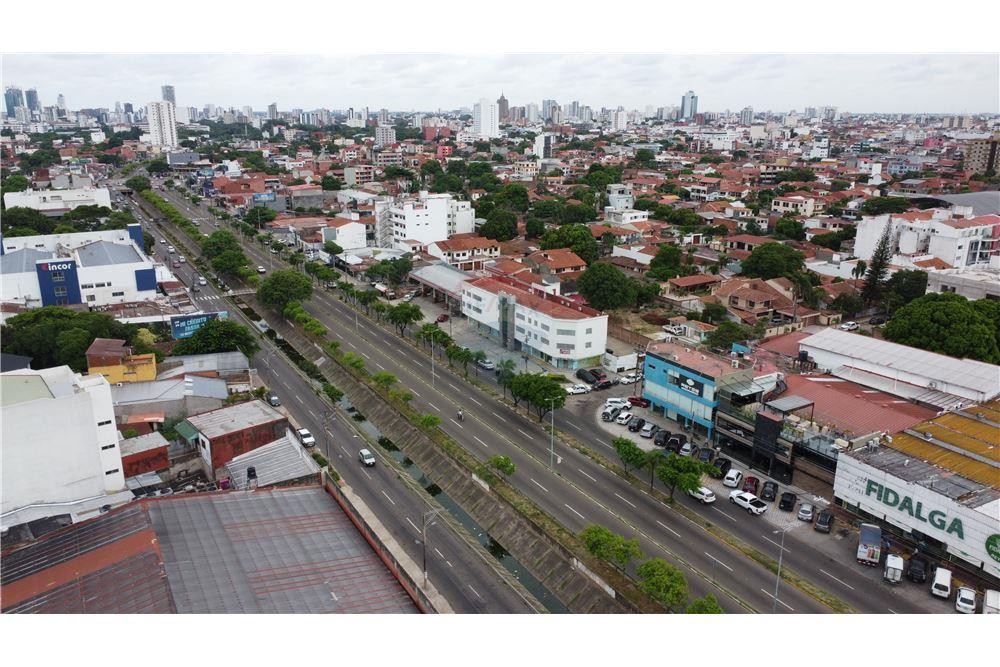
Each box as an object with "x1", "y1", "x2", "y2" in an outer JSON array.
[{"x1": 50, "y1": 271, "x2": 65, "y2": 282}]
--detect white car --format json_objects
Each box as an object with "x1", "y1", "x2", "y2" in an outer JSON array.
[
  {"x1": 359, "y1": 449, "x2": 376, "y2": 467},
  {"x1": 615, "y1": 411, "x2": 633, "y2": 425},
  {"x1": 618, "y1": 373, "x2": 640, "y2": 384},
  {"x1": 257, "y1": 266, "x2": 267, "y2": 274},
  {"x1": 198, "y1": 277, "x2": 207, "y2": 286},
  {"x1": 840, "y1": 321, "x2": 859, "y2": 331},
  {"x1": 687, "y1": 486, "x2": 717, "y2": 504},
  {"x1": 178, "y1": 256, "x2": 186, "y2": 263},
  {"x1": 565, "y1": 383, "x2": 592, "y2": 395},
  {"x1": 476, "y1": 358, "x2": 496, "y2": 370},
  {"x1": 955, "y1": 587, "x2": 977, "y2": 614},
  {"x1": 729, "y1": 490, "x2": 768, "y2": 515},
  {"x1": 604, "y1": 397, "x2": 630, "y2": 410},
  {"x1": 297, "y1": 428, "x2": 316, "y2": 447},
  {"x1": 722, "y1": 468, "x2": 744, "y2": 488}
]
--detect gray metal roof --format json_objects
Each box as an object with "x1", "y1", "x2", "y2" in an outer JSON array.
[
  {"x1": 111, "y1": 376, "x2": 229, "y2": 405},
  {"x1": 0, "y1": 248, "x2": 53, "y2": 275},
  {"x1": 765, "y1": 394, "x2": 815, "y2": 413},
  {"x1": 222, "y1": 435, "x2": 320, "y2": 489},
  {"x1": 409, "y1": 261, "x2": 473, "y2": 299},
  {"x1": 74, "y1": 240, "x2": 142, "y2": 267},
  {"x1": 149, "y1": 487, "x2": 418, "y2": 613},
  {"x1": 185, "y1": 399, "x2": 284, "y2": 439},
  {"x1": 158, "y1": 351, "x2": 250, "y2": 378},
  {"x1": 119, "y1": 431, "x2": 169, "y2": 456},
  {"x1": 800, "y1": 328, "x2": 1000, "y2": 398},
  {"x1": 888, "y1": 191, "x2": 1000, "y2": 217}
]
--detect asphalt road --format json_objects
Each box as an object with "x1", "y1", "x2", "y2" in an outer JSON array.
[
  {"x1": 129, "y1": 185, "x2": 540, "y2": 614},
  {"x1": 147, "y1": 179, "x2": 929, "y2": 614}
]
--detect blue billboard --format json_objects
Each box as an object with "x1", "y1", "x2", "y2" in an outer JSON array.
[
  {"x1": 170, "y1": 311, "x2": 228, "y2": 339},
  {"x1": 252, "y1": 192, "x2": 277, "y2": 204}
]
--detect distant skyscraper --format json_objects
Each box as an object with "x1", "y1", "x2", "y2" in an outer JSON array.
[
  {"x1": 5, "y1": 86, "x2": 25, "y2": 116},
  {"x1": 542, "y1": 99, "x2": 557, "y2": 121},
  {"x1": 740, "y1": 106, "x2": 754, "y2": 125},
  {"x1": 57, "y1": 93, "x2": 66, "y2": 111},
  {"x1": 375, "y1": 125, "x2": 397, "y2": 148},
  {"x1": 378, "y1": 108, "x2": 390, "y2": 125},
  {"x1": 25, "y1": 88, "x2": 40, "y2": 112},
  {"x1": 161, "y1": 85, "x2": 176, "y2": 105},
  {"x1": 496, "y1": 92, "x2": 509, "y2": 121},
  {"x1": 534, "y1": 133, "x2": 555, "y2": 159},
  {"x1": 525, "y1": 103, "x2": 540, "y2": 123},
  {"x1": 611, "y1": 107, "x2": 628, "y2": 133},
  {"x1": 147, "y1": 101, "x2": 178, "y2": 147},
  {"x1": 123, "y1": 102, "x2": 134, "y2": 114},
  {"x1": 681, "y1": 90, "x2": 698, "y2": 120},
  {"x1": 267, "y1": 102, "x2": 278, "y2": 120},
  {"x1": 473, "y1": 98, "x2": 500, "y2": 139}
]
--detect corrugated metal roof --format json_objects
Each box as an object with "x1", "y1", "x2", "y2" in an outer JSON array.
[
  {"x1": 0, "y1": 248, "x2": 53, "y2": 275},
  {"x1": 185, "y1": 400, "x2": 284, "y2": 440},
  {"x1": 222, "y1": 436, "x2": 320, "y2": 489},
  {"x1": 766, "y1": 394, "x2": 815, "y2": 413},
  {"x1": 74, "y1": 240, "x2": 142, "y2": 267}
]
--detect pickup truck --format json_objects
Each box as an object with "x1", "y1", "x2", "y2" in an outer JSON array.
[
  {"x1": 729, "y1": 490, "x2": 768, "y2": 515},
  {"x1": 857, "y1": 523, "x2": 882, "y2": 566}
]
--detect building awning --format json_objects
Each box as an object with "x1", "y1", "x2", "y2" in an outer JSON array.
[
  {"x1": 765, "y1": 395, "x2": 815, "y2": 414},
  {"x1": 175, "y1": 420, "x2": 199, "y2": 443}
]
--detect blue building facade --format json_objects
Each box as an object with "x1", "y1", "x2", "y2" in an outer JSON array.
[{"x1": 642, "y1": 349, "x2": 722, "y2": 438}]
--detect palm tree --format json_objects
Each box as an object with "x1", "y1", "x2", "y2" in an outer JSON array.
[
  {"x1": 642, "y1": 449, "x2": 666, "y2": 491},
  {"x1": 496, "y1": 359, "x2": 517, "y2": 398},
  {"x1": 471, "y1": 350, "x2": 488, "y2": 375},
  {"x1": 851, "y1": 260, "x2": 867, "y2": 281}
]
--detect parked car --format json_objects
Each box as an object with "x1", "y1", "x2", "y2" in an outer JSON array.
[
  {"x1": 797, "y1": 502, "x2": 815, "y2": 522},
  {"x1": 593, "y1": 379, "x2": 616, "y2": 391},
  {"x1": 615, "y1": 411, "x2": 634, "y2": 425},
  {"x1": 359, "y1": 449, "x2": 376, "y2": 467},
  {"x1": 604, "y1": 397, "x2": 630, "y2": 410},
  {"x1": 869, "y1": 314, "x2": 888, "y2": 325},
  {"x1": 814, "y1": 510, "x2": 835, "y2": 533},
  {"x1": 760, "y1": 481, "x2": 778, "y2": 501},
  {"x1": 729, "y1": 490, "x2": 768, "y2": 515},
  {"x1": 931, "y1": 567, "x2": 953, "y2": 599},
  {"x1": 168, "y1": 245, "x2": 176, "y2": 253},
  {"x1": 653, "y1": 430, "x2": 671, "y2": 447},
  {"x1": 722, "y1": 469, "x2": 743, "y2": 488},
  {"x1": 840, "y1": 321, "x2": 859, "y2": 331},
  {"x1": 778, "y1": 492, "x2": 797, "y2": 511},
  {"x1": 588, "y1": 368, "x2": 607, "y2": 381},
  {"x1": 576, "y1": 368, "x2": 599, "y2": 384},
  {"x1": 159, "y1": 237, "x2": 167, "y2": 244},
  {"x1": 192, "y1": 284, "x2": 200, "y2": 292},
  {"x1": 435, "y1": 313, "x2": 449, "y2": 323},
  {"x1": 476, "y1": 358, "x2": 496, "y2": 370},
  {"x1": 618, "y1": 373, "x2": 640, "y2": 384},
  {"x1": 627, "y1": 416, "x2": 646, "y2": 432},
  {"x1": 627, "y1": 395, "x2": 651, "y2": 408},
  {"x1": 687, "y1": 486, "x2": 717, "y2": 504},
  {"x1": 265, "y1": 391, "x2": 281, "y2": 407},
  {"x1": 955, "y1": 587, "x2": 977, "y2": 613},
  {"x1": 601, "y1": 406, "x2": 622, "y2": 422},
  {"x1": 907, "y1": 555, "x2": 930, "y2": 583},
  {"x1": 172, "y1": 260, "x2": 181, "y2": 268},
  {"x1": 297, "y1": 428, "x2": 316, "y2": 447},
  {"x1": 198, "y1": 276, "x2": 207, "y2": 286},
  {"x1": 712, "y1": 456, "x2": 732, "y2": 477},
  {"x1": 566, "y1": 383, "x2": 592, "y2": 395},
  {"x1": 640, "y1": 422, "x2": 659, "y2": 438},
  {"x1": 742, "y1": 476, "x2": 760, "y2": 495},
  {"x1": 178, "y1": 256, "x2": 186, "y2": 263},
  {"x1": 696, "y1": 447, "x2": 716, "y2": 464},
  {"x1": 678, "y1": 441, "x2": 696, "y2": 457},
  {"x1": 257, "y1": 265, "x2": 266, "y2": 273}
]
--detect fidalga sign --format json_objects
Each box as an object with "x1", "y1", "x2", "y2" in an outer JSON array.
[{"x1": 863, "y1": 480, "x2": 964, "y2": 539}]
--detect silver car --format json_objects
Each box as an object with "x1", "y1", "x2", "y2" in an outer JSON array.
[{"x1": 798, "y1": 503, "x2": 815, "y2": 522}]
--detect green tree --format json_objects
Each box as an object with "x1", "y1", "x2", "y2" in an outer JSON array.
[
  {"x1": 540, "y1": 223, "x2": 599, "y2": 264},
  {"x1": 861, "y1": 221, "x2": 893, "y2": 306},
  {"x1": 372, "y1": 371, "x2": 397, "y2": 392},
  {"x1": 882, "y1": 293, "x2": 1000, "y2": 363},
  {"x1": 172, "y1": 319, "x2": 260, "y2": 358},
  {"x1": 634, "y1": 148, "x2": 655, "y2": 166},
  {"x1": 202, "y1": 230, "x2": 241, "y2": 258},
  {"x1": 493, "y1": 183, "x2": 530, "y2": 212},
  {"x1": 496, "y1": 358, "x2": 517, "y2": 398},
  {"x1": 773, "y1": 217, "x2": 806, "y2": 241},
  {"x1": 257, "y1": 270, "x2": 314, "y2": 312},
  {"x1": 480, "y1": 208, "x2": 519, "y2": 241},
  {"x1": 1, "y1": 206, "x2": 57, "y2": 234},
  {"x1": 321, "y1": 175, "x2": 342, "y2": 191},
  {"x1": 386, "y1": 302, "x2": 423, "y2": 337},
  {"x1": 367, "y1": 257, "x2": 413, "y2": 286},
  {"x1": 54, "y1": 327, "x2": 98, "y2": 372},
  {"x1": 124, "y1": 175, "x2": 151, "y2": 192},
  {"x1": 686, "y1": 594, "x2": 724, "y2": 614},
  {"x1": 702, "y1": 302, "x2": 729, "y2": 324},
  {"x1": 851, "y1": 260, "x2": 868, "y2": 281},
  {"x1": 577, "y1": 263, "x2": 635, "y2": 311},
  {"x1": 647, "y1": 244, "x2": 683, "y2": 281},
  {"x1": 211, "y1": 249, "x2": 251, "y2": 276},
  {"x1": 146, "y1": 159, "x2": 170, "y2": 174},
  {"x1": 740, "y1": 242, "x2": 804, "y2": 279},
  {"x1": 655, "y1": 453, "x2": 708, "y2": 501},
  {"x1": 860, "y1": 196, "x2": 911, "y2": 215},
  {"x1": 416, "y1": 413, "x2": 442, "y2": 429},
  {"x1": 508, "y1": 373, "x2": 567, "y2": 421},
  {"x1": 642, "y1": 449, "x2": 667, "y2": 491},
  {"x1": 579, "y1": 525, "x2": 642, "y2": 573},
  {"x1": 323, "y1": 240, "x2": 343, "y2": 256},
  {"x1": 0, "y1": 307, "x2": 135, "y2": 370},
  {"x1": 830, "y1": 292, "x2": 864, "y2": 317},
  {"x1": 884, "y1": 269, "x2": 928, "y2": 309},
  {"x1": 246, "y1": 206, "x2": 277, "y2": 227},
  {"x1": 613, "y1": 436, "x2": 646, "y2": 474},
  {"x1": 637, "y1": 558, "x2": 689, "y2": 612},
  {"x1": 560, "y1": 203, "x2": 597, "y2": 225},
  {"x1": 524, "y1": 216, "x2": 545, "y2": 238},
  {"x1": 705, "y1": 321, "x2": 754, "y2": 350},
  {"x1": 488, "y1": 455, "x2": 516, "y2": 478}
]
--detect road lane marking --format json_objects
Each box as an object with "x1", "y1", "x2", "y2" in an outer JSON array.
[
  {"x1": 450, "y1": 419, "x2": 464, "y2": 428},
  {"x1": 568, "y1": 422, "x2": 583, "y2": 432},
  {"x1": 614, "y1": 492, "x2": 637, "y2": 509},
  {"x1": 578, "y1": 468, "x2": 597, "y2": 483},
  {"x1": 469, "y1": 397, "x2": 483, "y2": 406},
  {"x1": 449, "y1": 383, "x2": 459, "y2": 391},
  {"x1": 346, "y1": 341, "x2": 357, "y2": 349},
  {"x1": 406, "y1": 517, "x2": 419, "y2": 532},
  {"x1": 380, "y1": 490, "x2": 395, "y2": 505},
  {"x1": 712, "y1": 507, "x2": 738, "y2": 522},
  {"x1": 340, "y1": 446, "x2": 351, "y2": 456},
  {"x1": 493, "y1": 411, "x2": 504, "y2": 419},
  {"x1": 428, "y1": 403, "x2": 440, "y2": 411},
  {"x1": 434, "y1": 548, "x2": 445, "y2": 559},
  {"x1": 888, "y1": 608, "x2": 898, "y2": 614},
  {"x1": 530, "y1": 478, "x2": 550, "y2": 493},
  {"x1": 656, "y1": 520, "x2": 681, "y2": 538},
  {"x1": 704, "y1": 552, "x2": 734, "y2": 572},
  {"x1": 564, "y1": 503, "x2": 586, "y2": 520},
  {"x1": 361, "y1": 470, "x2": 372, "y2": 480},
  {"x1": 295, "y1": 393, "x2": 304, "y2": 405},
  {"x1": 517, "y1": 429, "x2": 532, "y2": 439},
  {"x1": 760, "y1": 588, "x2": 794, "y2": 611},
  {"x1": 474, "y1": 436, "x2": 489, "y2": 449},
  {"x1": 760, "y1": 535, "x2": 792, "y2": 553},
  {"x1": 468, "y1": 584, "x2": 482, "y2": 599},
  {"x1": 375, "y1": 362, "x2": 385, "y2": 370},
  {"x1": 819, "y1": 568, "x2": 856, "y2": 590},
  {"x1": 410, "y1": 389, "x2": 420, "y2": 397}
]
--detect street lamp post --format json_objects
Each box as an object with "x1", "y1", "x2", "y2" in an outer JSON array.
[
  {"x1": 772, "y1": 525, "x2": 792, "y2": 612},
  {"x1": 420, "y1": 508, "x2": 444, "y2": 586},
  {"x1": 547, "y1": 397, "x2": 556, "y2": 468},
  {"x1": 430, "y1": 338, "x2": 436, "y2": 387}
]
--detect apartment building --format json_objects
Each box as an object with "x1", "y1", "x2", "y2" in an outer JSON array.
[
  {"x1": 771, "y1": 194, "x2": 817, "y2": 217},
  {"x1": 427, "y1": 236, "x2": 501, "y2": 271},
  {"x1": 384, "y1": 191, "x2": 474, "y2": 248},
  {"x1": 3, "y1": 186, "x2": 112, "y2": 214},
  {"x1": 964, "y1": 135, "x2": 999, "y2": 174},
  {"x1": 854, "y1": 208, "x2": 1000, "y2": 269},
  {"x1": 461, "y1": 275, "x2": 608, "y2": 369}
]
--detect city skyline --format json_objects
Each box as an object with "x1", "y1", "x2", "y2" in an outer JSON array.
[{"x1": 3, "y1": 53, "x2": 997, "y2": 115}]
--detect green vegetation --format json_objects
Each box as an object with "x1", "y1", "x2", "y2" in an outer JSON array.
[
  {"x1": 257, "y1": 269, "x2": 314, "y2": 312},
  {"x1": 859, "y1": 196, "x2": 911, "y2": 215},
  {"x1": 173, "y1": 318, "x2": 260, "y2": 358},
  {"x1": 740, "y1": 242, "x2": 805, "y2": 280},
  {"x1": 883, "y1": 293, "x2": 1000, "y2": 363},
  {"x1": 580, "y1": 525, "x2": 642, "y2": 573},
  {"x1": 540, "y1": 223, "x2": 599, "y2": 264},
  {"x1": 508, "y1": 372, "x2": 567, "y2": 421}
]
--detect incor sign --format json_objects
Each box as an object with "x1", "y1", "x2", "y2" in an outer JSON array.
[{"x1": 864, "y1": 480, "x2": 964, "y2": 540}]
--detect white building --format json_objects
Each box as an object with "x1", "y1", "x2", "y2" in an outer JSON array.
[
  {"x1": 386, "y1": 191, "x2": 475, "y2": 248},
  {"x1": 606, "y1": 183, "x2": 634, "y2": 211},
  {"x1": 3, "y1": 187, "x2": 112, "y2": 215},
  {"x1": 1, "y1": 366, "x2": 132, "y2": 529},
  {"x1": 147, "y1": 100, "x2": 178, "y2": 147},
  {"x1": 461, "y1": 276, "x2": 608, "y2": 369},
  {"x1": 473, "y1": 98, "x2": 500, "y2": 139},
  {"x1": 681, "y1": 90, "x2": 698, "y2": 119},
  {"x1": 325, "y1": 213, "x2": 370, "y2": 250},
  {"x1": 611, "y1": 107, "x2": 628, "y2": 133},
  {"x1": 854, "y1": 209, "x2": 1000, "y2": 269},
  {"x1": 374, "y1": 125, "x2": 396, "y2": 148},
  {"x1": 533, "y1": 132, "x2": 556, "y2": 160}
]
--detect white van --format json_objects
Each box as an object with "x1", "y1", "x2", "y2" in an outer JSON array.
[
  {"x1": 931, "y1": 567, "x2": 952, "y2": 599},
  {"x1": 983, "y1": 589, "x2": 1000, "y2": 614}
]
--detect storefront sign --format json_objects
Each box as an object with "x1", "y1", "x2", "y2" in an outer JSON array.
[{"x1": 864, "y1": 480, "x2": 964, "y2": 539}]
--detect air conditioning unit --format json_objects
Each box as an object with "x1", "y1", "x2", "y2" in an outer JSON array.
[
  {"x1": 923, "y1": 432, "x2": 933, "y2": 440},
  {"x1": 731, "y1": 359, "x2": 740, "y2": 368}
]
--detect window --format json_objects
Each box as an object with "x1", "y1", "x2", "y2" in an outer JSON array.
[
  {"x1": 97, "y1": 419, "x2": 112, "y2": 427},
  {"x1": 50, "y1": 271, "x2": 65, "y2": 283},
  {"x1": 81, "y1": 283, "x2": 94, "y2": 289},
  {"x1": 53, "y1": 286, "x2": 68, "y2": 297},
  {"x1": 101, "y1": 444, "x2": 116, "y2": 450},
  {"x1": 541, "y1": 323, "x2": 550, "y2": 331},
  {"x1": 112, "y1": 291, "x2": 124, "y2": 297},
  {"x1": 87, "y1": 295, "x2": 96, "y2": 302},
  {"x1": 585, "y1": 342, "x2": 592, "y2": 348},
  {"x1": 516, "y1": 312, "x2": 525, "y2": 320},
  {"x1": 556, "y1": 328, "x2": 573, "y2": 336},
  {"x1": 586, "y1": 328, "x2": 592, "y2": 334},
  {"x1": 105, "y1": 468, "x2": 120, "y2": 476},
  {"x1": 540, "y1": 337, "x2": 549, "y2": 345},
  {"x1": 515, "y1": 325, "x2": 525, "y2": 333}
]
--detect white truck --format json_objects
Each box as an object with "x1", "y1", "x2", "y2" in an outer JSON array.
[
  {"x1": 729, "y1": 490, "x2": 768, "y2": 515},
  {"x1": 882, "y1": 554, "x2": 904, "y2": 584},
  {"x1": 857, "y1": 523, "x2": 882, "y2": 566}
]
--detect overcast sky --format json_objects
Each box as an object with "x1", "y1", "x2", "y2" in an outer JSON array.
[{"x1": 4, "y1": 53, "x2": 997, "y2": 114}]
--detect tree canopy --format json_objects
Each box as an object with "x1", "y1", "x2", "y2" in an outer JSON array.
[
  {"x1": 172, "y1": 318, "x2": 260, "y2": 358},
  {"x1": 579, "y1": 524, "x2": 643, "y2": 573},
  {"x1": 257, "y1": 269, "x2": 314, "y2": 313},
  {"x1": 740, "y1": 242, "x2": 804, "y2": 280},
  {"x1": 647, "y1": 244, "x2": 683, "y2": 281},
  {"x1": 577, "y1": 263, "x2": 634, "y2": 311},
  {"x1": 773, "y1": 217, "x2": 806, "y2": 241},
  {"x1": 637, "y1": 557, "x2": 689, "y2": 612},
  {"x1": 540, "y1": 223, "x2": 599, "y2": 264},
  {"x1": 508, "y1": 373, "x2": 567, "y2": 421},
  {"x1": 882, "y1": 293, "x2": 1000, "y2": 364},
  {"x1": 366, "y1": 257, "x2": 413, "y2": 286},
  {"x1": 0, "y1": 307, "x2": 137, "y2": 372},
  {"x1": 860, "y1": 196, "x2": 911, "y2": 216},
  {"x1": 480, "y1": 208, "x2": 519, "y2": 241}
]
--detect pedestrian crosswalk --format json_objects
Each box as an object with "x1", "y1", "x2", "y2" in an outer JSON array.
[{"x1": 195, "y1": 294, "x2": 225, "y2": 302}]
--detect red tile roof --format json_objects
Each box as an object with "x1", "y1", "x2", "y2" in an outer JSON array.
[{"x1": 466, "y1": 276, "x2": 603, "y2": 320}]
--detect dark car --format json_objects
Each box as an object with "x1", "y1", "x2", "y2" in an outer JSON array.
[
  {"x1": 589, "y1": 368, "x2": 608, "y2": 381},
  {"x1": 907, "y1": 555, "x2": 929, "y2": 583},
  {"x1": 653, "y1": 430, "x2": 671, "y2": 447},
  {"x1": 436, "y1": 314, "x2": 449, "y2": 323},
  {"x1": 760, "y1": 481, "x2": 778, "y2": 502},
  {"x1": 814, "y1": 510, "x2": 835, "y2": 533},
  {"x1": 712, "y1": 456, "x2": 732, "y2": 477},
  {"x1": 265, "y1": 391, "x2": 281, "y2": 407},
  {"x1": 778, "y1": 491, "x2": 797, "y2": 511},
  {"x1": 593, "y1": 379, "x2": 616, "y2": 391},
  {"x1": 576, "y1": 368, "x2": 599, "y2": 384},
  {"x1": 869, "y1": 315, "x2": 888, "y2": 326},
  {"x1": 627, "y1": 416, "x2": 647, "y2": 432},
  {"x1": 665, "y1": 433, "x2": 687, "y2": 454},
  {"x1": 628, "y1": 395, "x2": 651, "y2": 408},
  {"x1": 696, "y1": 447, "x2": 715, "y2": 464},
  {"x1": 742, "y1": 476, "x2": 759, "y2": 495}
]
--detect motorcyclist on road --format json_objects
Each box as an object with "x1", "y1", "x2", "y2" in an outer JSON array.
[{"x1": 457, "y1": 409, "x2": 464, "y2": 421}]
